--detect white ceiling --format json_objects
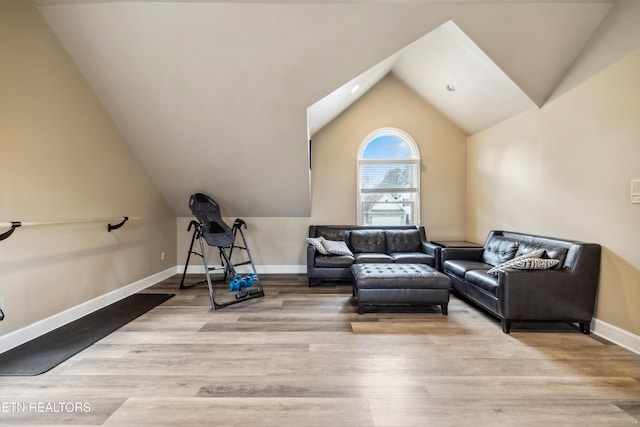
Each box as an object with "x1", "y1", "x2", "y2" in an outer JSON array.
[
  {"x1": 34, "y1": 0, "x2": 613, "y2": 217},
  {"x1": 307, "y1": 54, "x2": 398, "y2": 137},
  {"x1": 308, "y1": 20, "x2": 539, "y2": 136}
]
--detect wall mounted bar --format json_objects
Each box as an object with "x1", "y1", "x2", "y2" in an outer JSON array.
[{"x1": 0, "y1": 216, "x2": 140, "y2": 242}]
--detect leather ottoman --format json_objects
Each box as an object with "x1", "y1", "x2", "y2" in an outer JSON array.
[{"x1": 350, "y1": 263, "x2": 451, "y2": 314}]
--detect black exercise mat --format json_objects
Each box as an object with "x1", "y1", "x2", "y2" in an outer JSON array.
[{"x1": 0, "y1": 293, "x2": 174, "y2": 376}]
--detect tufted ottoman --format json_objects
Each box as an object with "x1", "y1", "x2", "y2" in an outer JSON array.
[{"x1": 350, "y1": 263, "x2": 451, "y2": 314}]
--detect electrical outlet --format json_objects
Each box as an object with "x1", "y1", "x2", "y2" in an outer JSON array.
[
  {"x1": 161, "y1": 252, "x2": 166, "y2": 260},
  {"x1": 632, "y1": 179, "x2": 640, "y2": 204}
]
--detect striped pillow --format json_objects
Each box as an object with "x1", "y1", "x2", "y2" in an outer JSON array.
[
  {"x1": 511, "y1": 257, "x2": 560, "y2": 271},
  {"x1": 487, "y1": 249, "x2": 545, "y2": 275}
]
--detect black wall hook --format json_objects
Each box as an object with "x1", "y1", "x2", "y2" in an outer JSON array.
[
  {"x1": 0, "y1": 222, "x2": 21, "y2": 241},
  {"x1": 108, "y1": 217, "x2": 129, "y2": 232}
]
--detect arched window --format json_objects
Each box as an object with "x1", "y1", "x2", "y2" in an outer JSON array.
[{"x1": 357, "y1": 128, "x2": 420, "y2": 226}]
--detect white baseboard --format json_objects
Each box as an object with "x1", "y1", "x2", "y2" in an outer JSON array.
[
  {"x1": 592, "y1": 318, "x2": 640, "y2": 355},
  {"x1": 178, "y1": 264, "x2": 306, "y2": 275},
  {"x1": 0, "y1": 267, "x2": 176, "y2": 354}
]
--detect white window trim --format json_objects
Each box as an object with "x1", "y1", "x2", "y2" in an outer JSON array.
[{"x1": 357, "y1": 128, "x2": 421, "y2": 226}]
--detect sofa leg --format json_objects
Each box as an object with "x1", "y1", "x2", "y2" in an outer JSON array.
[
  {"x1": 579, "y1": 321, "x2": 591, "y2": 334},
  {"x1": 441, "y1": 303, "x2": 448, "y2": 315},
  {"x1": 308, "y1": 278, "x2": 322, "y2": 287},
  {"x1": 501, "y1": 319, "x2": 512, "y2": 334}
]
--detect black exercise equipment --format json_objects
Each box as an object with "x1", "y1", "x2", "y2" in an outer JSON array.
[{"x1": 180, "y1": 193, "x2": 264, "y2": 309}]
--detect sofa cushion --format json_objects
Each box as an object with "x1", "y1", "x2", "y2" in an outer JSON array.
[
  {"x1": 316, "y1": 228, "x2": 350, "y2": 243},
  {"x1": 320, "y1": 238, "x2": 354, "y2": 256},
  {"x1": 515, "y1": 242, "x2": 567, "y2": 270},
  {"x1": 542, "y1": 247, "x2": 568, "y2": 269},
  {"x1": 385, "y1": 229, "x2": 422, "y2": 253},
  {"x1": 391, "y1": 252, "x2": 435, "y2": 267},
  {"x1": 514, "y1": 242, "x2": 544, "y2": 258},
  {"x1": 443, "y1": 260, "x2": 491, "y2": 277},
  {"x1": 350, "y1": 230, "x2": 386, "y2": 253},
  {"x1": 315, "y1": 254, "x2": 355, "y2": 268},
  {"x1": 464, "y1": 270, "x2": 499, "y2": 296},
  {"x1": 306, "y1": 237, "x2": 329, "y2": 254},
  {"x1": 354, "y1": 253, "x2": 393, "y2": 263},
  {"x1": 482, "y1": 236, "x2": 519, "y2": 266}
]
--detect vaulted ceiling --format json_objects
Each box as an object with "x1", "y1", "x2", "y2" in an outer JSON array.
[{"x1": 31, "y1": 0, "x2": 613, "y2": 217}]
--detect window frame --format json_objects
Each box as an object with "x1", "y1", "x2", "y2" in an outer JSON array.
[{"x1": 356, "y1": 128, "x2": 421, "y2": 226}]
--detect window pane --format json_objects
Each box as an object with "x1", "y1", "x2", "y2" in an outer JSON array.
[
  {"x1": 361, "y1": 164, "x2": 415, "y2": 190},
  {"x1": 357, "y1": 128, "x2": 420, "y2": 226},
  {"x1": 361, "y1": 192, "x2": 416, "y2": 226},
  {"x1": 361, "y1": 135, "x2": 413, "y2": 159}
]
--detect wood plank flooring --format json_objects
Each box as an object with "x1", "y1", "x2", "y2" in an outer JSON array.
[{"x1": 1, "y1": 273, "x2": 639, "y2": 426}]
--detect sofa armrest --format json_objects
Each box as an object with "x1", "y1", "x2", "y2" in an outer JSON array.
[
  {"x1": 421, "y1": 242, "x2": 439, "y2": 267},
  {"x1": 306, "y1": 244, "x2": 317, "y2": 270},
  {"x1": 442, "y1": 247, "x2": 484, "y2": 262},
  {"x1": 421, "y1": 241, "x2": 439, "y2": 256},
  {"x1": 499, "y1": 269, "x2": 597, "y2": 321}
]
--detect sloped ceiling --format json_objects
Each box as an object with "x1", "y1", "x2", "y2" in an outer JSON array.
[
  {"x1": 308, "y1": 20, "x2": 539, "y2": 136},
  {"x1": 33, "y1": 0, "x2": 612, "y2": 217}
]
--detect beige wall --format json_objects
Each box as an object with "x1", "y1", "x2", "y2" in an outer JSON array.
[
  {"x1": 176, "y1": 74, "x2": 468, "y2": 270},
  {"x1": 0, "y1": 0, "x2": 176, "y2": 335},
  {"x1": 467, "y1": 49, "x2": 640, "y2": 335},
  {"x1": 310, "y1": 73, "x2": 468, "y2": 239},
  {"x1": 177, "y1": 216, "x2": 309, "y2": 269}
]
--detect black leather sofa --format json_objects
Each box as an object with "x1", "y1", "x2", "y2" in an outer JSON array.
[
  {"x1": 441, "y1": 230, "x2": 601, "y2": 334},
  {"x1": 307, "y1": 225, "x2": 440, "y2": 285}
]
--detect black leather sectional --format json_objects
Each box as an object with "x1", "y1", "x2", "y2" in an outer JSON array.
[
  {"x1": 441, "y1": 230, "x2": 601, "y2": 333},
  {"x1": 306, "y1": 225, "x2": 440, "y2": 286}
]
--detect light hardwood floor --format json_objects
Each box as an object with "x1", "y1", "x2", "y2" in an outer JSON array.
[{"x1": 1, "y1": 274, "x2": 639, "y2": 426}]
